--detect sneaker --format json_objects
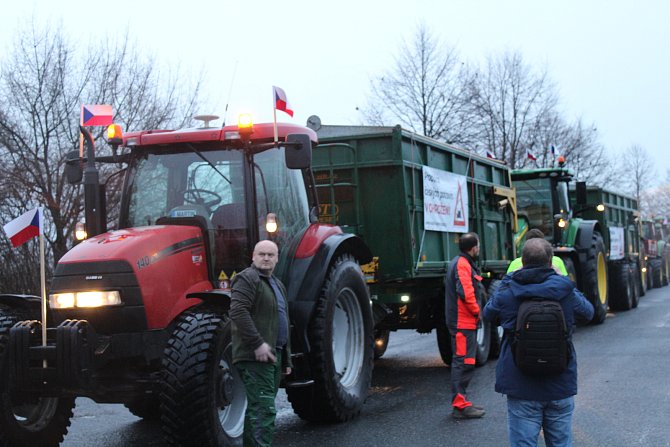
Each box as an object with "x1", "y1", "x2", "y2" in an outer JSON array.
[{"x1": 452, "y1": 405, "x2": 485, "y2": 419}]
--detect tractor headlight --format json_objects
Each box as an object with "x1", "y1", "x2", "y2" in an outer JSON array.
[{"x1": 49, "y1": 291, "x2": 122, "y2": 309}]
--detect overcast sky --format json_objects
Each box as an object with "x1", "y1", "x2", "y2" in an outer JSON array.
[{"x1": 2, "y1": 0, "x2": 669, "y2": 182}]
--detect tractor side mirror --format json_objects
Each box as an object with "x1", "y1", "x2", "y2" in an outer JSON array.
[
  {"x1": 575, "y1": 181, "x2": 587, "y2": 205},
  {"x1": 285, "y1": 134, "x2": 312, "y2": 169},
  {"x1": 64, "y1": 150, "x2": 83, "y2": 184}
]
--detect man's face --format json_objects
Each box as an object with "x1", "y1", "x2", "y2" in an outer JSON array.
[
  {"x1": 471, "y1": 242, "x2": 480, "y2": 259},
  {"x1": 252, "y1": 241, "x2": 279, "y2": 274}
]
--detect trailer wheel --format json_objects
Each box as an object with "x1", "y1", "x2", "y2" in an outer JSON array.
[
  {"x1": 474, "y1": 287, "x2": 491, "y2": 366},
  {"x1": 124, "y1": 397, "x2": 161, "y2": 421},
  {"x1": 582, "y1": 232, "x2": 608, "y2": 324},
  {"x1": 435, "y1": 323, "x2": 452, "y2": 366},
  {"x1": 487, "y1": 280, "x2": 503, "y2": 359},
  {"x1": 651, "y1": 259, "x2": 662, "y2": 289},
  {"x1": 161, "y1": 311, "x2": 246, "y2": 447},
  {"x1": 0, "y1": 312, "x2": 75, "y2": 447},
  {"x1": 631, "y1": 265, "x2": 641, "y2": 309},
  {"x1": 373, "y1": 330, "x2": 390, "y2": 360},
  {"x1": 287, "y1": 254, "x2": 373, "y2": 422},
  {"x1": 609, "y1": 263, "x2": 634, "y2": 311}
]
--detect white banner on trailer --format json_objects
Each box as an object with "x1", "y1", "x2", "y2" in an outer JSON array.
[
  {"x1": 422, "y1": 166, "x2": 469, "y2": 233},
  {"x1": 609, "y1": 226, "x2": 625, "y2": 260}
]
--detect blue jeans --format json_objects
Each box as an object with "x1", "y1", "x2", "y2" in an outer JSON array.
[{"x1": 507, "y1": 397, "x2": 574, "y2": 447}]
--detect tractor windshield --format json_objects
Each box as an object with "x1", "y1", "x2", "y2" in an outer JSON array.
[
  {"x1": 122, "y1": 145, "x2": 310, "y2": 277},
  {"x1": 515, "y1": 177, "x2": 555, "y2": 239}
]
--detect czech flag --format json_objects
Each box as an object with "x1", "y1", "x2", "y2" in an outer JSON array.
[
  {"x1": 272, "y1": 86, "x2": 294, "y2": 117},
  {"x1": 527, "y1": 149, "x2": 537, "y2": 161},
  {"x1": 3, "y1": 208, "x2": 43, "y2": 248},
  {"x1": 486, "y1": 150, "x2": 495, "y2": 159},
  {"x1": 81, "y1": 104, "x2": 113, "y2": 126}
]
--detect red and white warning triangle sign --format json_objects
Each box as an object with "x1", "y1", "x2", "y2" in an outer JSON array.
[{"x1": 453, "y1": 182, "x2": 466, "y2": 227}]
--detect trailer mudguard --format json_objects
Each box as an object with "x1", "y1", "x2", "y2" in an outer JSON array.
[{"x1": 286, "y1": 232, "x2": 372, "y2": 355}]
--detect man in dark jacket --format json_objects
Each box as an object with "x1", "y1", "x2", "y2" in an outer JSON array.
[
  {"x1": 230, "y1": 240, "x2": 292, "y2": 447},
  {"x1": 445, "y1": 232, "x2": 486, "y2": 419},
  {"x1": 483, "y1": 238, "x2": 593, "y2": 447}
]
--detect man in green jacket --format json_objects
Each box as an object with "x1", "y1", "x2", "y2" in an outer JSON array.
[
  {"x1": 230, "y1": 240, "x2": 292, "y2": 447},
  {"x1": 508, "y1": 229, "x2": 568, "y2": 276}
]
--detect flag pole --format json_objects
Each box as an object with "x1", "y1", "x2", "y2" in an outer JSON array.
[
  {"x1": 273, "y1": 107, "x2": 278, "y2": 145},
  {"x1": 39, "y1": 216, "x2": 48, "y2": 368}
]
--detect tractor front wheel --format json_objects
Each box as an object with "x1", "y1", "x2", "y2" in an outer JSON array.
[{"x1": 160, "y1": 311, "x2": 246, "y2": 447}]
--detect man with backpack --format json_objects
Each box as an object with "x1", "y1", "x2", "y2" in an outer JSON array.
[{"x1": 483, "y1": 238, "x2": 594, "y2": 447}]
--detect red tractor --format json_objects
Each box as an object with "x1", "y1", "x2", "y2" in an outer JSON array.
[{"x1": 0, "y1": 116, "x2": 374, "y2": 446}]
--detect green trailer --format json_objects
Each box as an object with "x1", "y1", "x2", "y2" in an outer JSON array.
[
  {"x1": 312, "y1": 124, "x2": 517, "y2": 365},
  {"x1": 570, "y1": 185, "x2": 645, "y2": 310}
]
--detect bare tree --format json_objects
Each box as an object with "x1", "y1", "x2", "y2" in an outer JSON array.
[
  {"x1": 467, "y1": 50, "x2": 559, "y2": 168},
  {"x1": 362, "y1": 23, "x2": 474, "y2": 145},
  {"x1": 617, "y1": 144, "x2": 657, "y2": 213},
  {"x1": 0, "y1": 21, "x2": 202, "y2": 293}
]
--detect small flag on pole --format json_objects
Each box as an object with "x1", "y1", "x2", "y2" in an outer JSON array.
[
  {"x1": 486, "y1": 150, "x2": 495, "y2": 159},
  {"x1": 3, "y1": 208, "x2": 43, "y2": 248},
  {"x1": 81, "y1": 104, "x2": 113, "y2": 126},
  {"x1": 527, "y1": 149, "x2": 537, "y2": 161},
  {"x1": 272, "y1": 86, "x2": 294, "y2": 117}
]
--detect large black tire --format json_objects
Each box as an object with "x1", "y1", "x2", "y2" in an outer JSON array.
[
  {"x1": 124, "y1": 396, "x2": 161, "y2": 421},
  {"x1": 474, "y1": 285, "x2": 491, "y2": 366},
  {"x1": 160, "y1": 311, "x2": 246, "y2": 447},
  {"x1": 581, "y1": 231, "x2": 608, "y2": 324},
  {"x1": 0, "y1": 312, "x2": 75, "y2": 447},
  {"x1": 487, "y1": 280, "x2": 503, "y2": 360},
  {"x1": 286, "y1": 255, "x2": 373, "y2": 422},
  {"x1": 609, "y1": 263, "x2": 634, "y2": 311},
  {"x1": 651, "y1": 259, "x2": 662, "y2": 289},
  {"x1": 435, "y1": 323, "x2": 452, "y2": 366},
  {"x1": 563, "y1": 257, "x2": 578, "y2": 285},
  {"x1": 373, "y1": 330, "x2": 390, "y2": 360},
  {"x1": 631, "y1": 265, "x2": 641, "y2": 309}
]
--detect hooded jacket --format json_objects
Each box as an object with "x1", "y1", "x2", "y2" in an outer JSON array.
[{"x1": 483, "y1": 266, "x2": 594, "y2": 401}]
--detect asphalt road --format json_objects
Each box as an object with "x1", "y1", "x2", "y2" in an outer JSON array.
[{"x1": 62, "y1": 286, "x2": 670, "y2": 446}]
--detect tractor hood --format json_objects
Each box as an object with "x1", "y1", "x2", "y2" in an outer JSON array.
[{"x1": 60, "y1": 226, "x2": 205, "y2": 271}]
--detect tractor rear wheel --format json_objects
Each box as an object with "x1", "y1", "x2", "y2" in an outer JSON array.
[
  {"x1": 160, "y1": 311, "x2": 246, "y2": 447},
  {"x1": 0, "y1": 311, "x2": 75, "y2": 447},
  {"x1": 286, "y1": 255, "x2": 373, "y2": 422},
  {"x1": 609, "y1": 263, "x2": 634, "y2": 311},
  {"x1": 582, "y1": 232, "x2": 608, "y2": 324},
  {"x1": 435, "y1": 323, "x2": 452, "y2": 366}
]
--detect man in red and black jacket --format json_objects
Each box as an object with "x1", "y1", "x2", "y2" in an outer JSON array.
[{"x1": 445, "y1": 232, "x2": 486, "y2": 419}]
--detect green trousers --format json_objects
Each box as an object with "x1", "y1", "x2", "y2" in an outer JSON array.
[{"x1": 236, "y1": 351, "x2": 282, "y2": 447}]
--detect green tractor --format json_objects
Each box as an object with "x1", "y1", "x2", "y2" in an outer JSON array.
[{"x1": 511, "y1": 167, "x2": 609, "y2": 323}]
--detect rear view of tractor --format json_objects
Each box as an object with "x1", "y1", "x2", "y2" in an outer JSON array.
[{"x1": 0, "y1": 116, "x2": 373, "y2": 446}]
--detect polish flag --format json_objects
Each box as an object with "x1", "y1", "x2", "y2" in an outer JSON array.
[
  {"x1": 527, "y1": 149, "x2": 537, "y2": 161},
  {"x1": 272, "y1": 86, "x2": 294, "y2": 117},
  {"x1": 81, "y1": 104, "x2": 113, "y2": 126},
  {"x1": 3, "y1": 208, "x2": 43, "y2": 248}
]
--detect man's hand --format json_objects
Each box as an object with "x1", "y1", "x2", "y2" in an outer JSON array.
[
  {"x1": 284, "y1": 367, "x2": 292, "y2": 375},
  {"x1": 254, "y1": 342, "x2": 276, "y2": 363}
]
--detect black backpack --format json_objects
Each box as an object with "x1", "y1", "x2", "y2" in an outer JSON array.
[{"x1": 511, "y1": 298, "x2": 570, "y2": 376}]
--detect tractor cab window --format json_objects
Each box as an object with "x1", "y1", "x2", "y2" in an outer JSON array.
[
  {"x1": 254, "y1": 146, "x2": 310, "y2": 253},
  {"x1": 556, "y1": 180, "x2": 570, "y2": 215},
  {"x1": 515, "y1": 178, "x2": 554, "y2": 239}
]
